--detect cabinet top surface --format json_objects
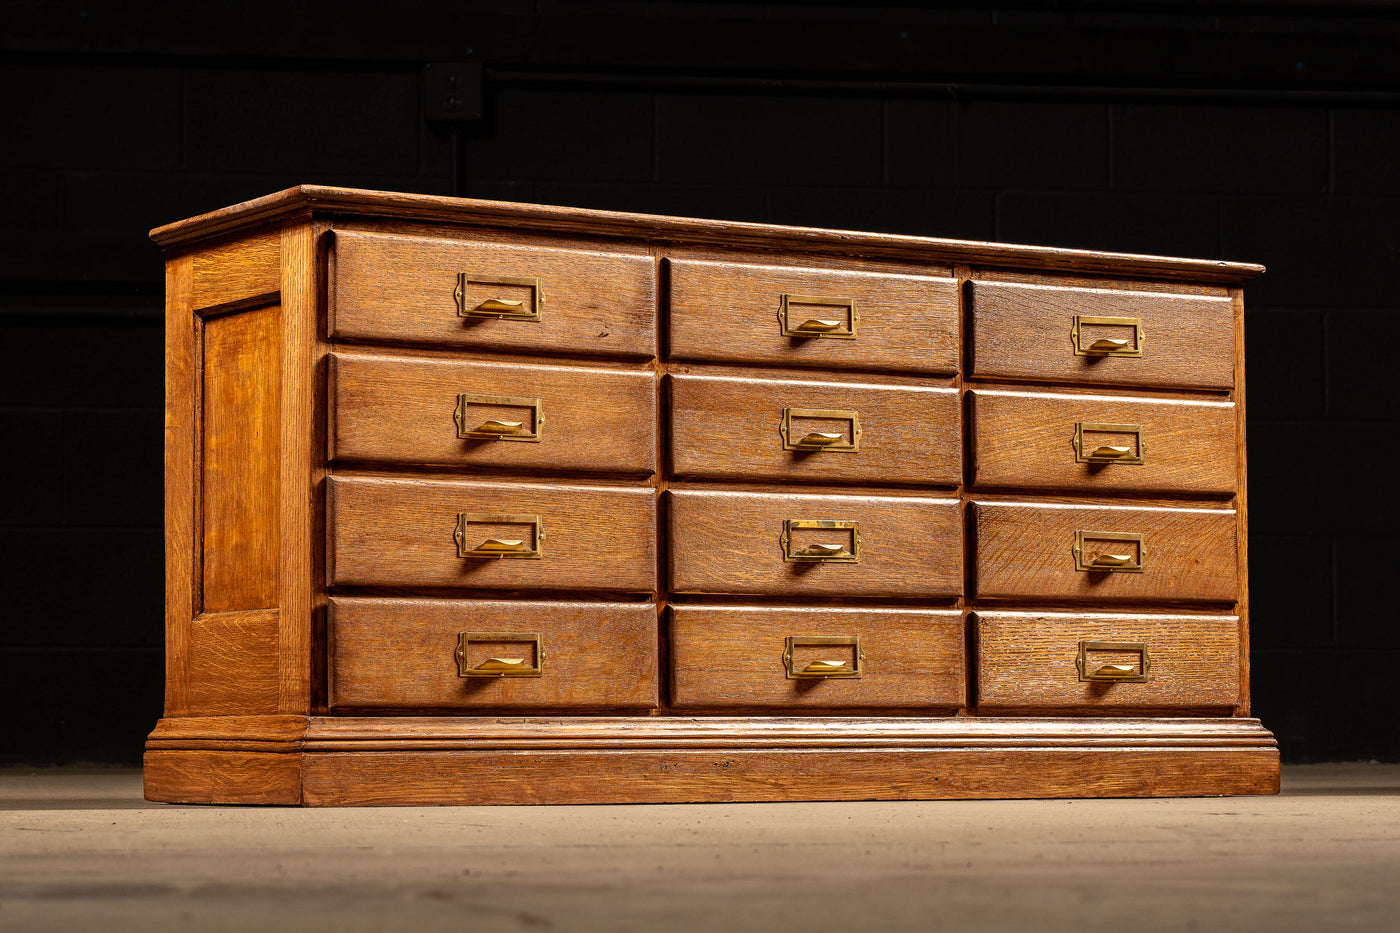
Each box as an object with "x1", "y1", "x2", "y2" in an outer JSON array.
[{"x1": 150, "y1": 184, "x2": 1264, "y2": 284}]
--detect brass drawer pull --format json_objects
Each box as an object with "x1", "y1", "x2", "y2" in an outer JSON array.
[
  {"x1": 781, "y1": 519, "x2": 861, "y2": 563},
  {"x1": 784, "y1": 635, "x2": 863, "y2": 679},
  {"x1": 1073, "y1": 530, "x2": 1145, "y2": 573},
  {"x1": 454, "y1": 394, "x2": 544, "y2": 442},
  {"x1": 455, "y1": 512, "x2": 544, "y2": 559},
  {"x1": 780, "y1": 408, "x2": 862, "y2": 452},
  {"x1": 456, "y1": 632, "x2": 544, "y2": 677},
  {"x1": 778, "y1": 293, "x2": 858, "y2": 339},
  {"x1": 1073, "y1": 422, "x2": 1146, "y2": 465},
  {"x1": 1077, "y1": 640, "x2": 1150, "y2": 683},
  {"x1": 1072, "y1": 315, "x2": 1144, "y2": 357},
  {"x1": 455, "y1": 273, "x2": 543, "y2": 322}
]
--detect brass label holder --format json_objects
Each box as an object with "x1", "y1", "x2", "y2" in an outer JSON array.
[
  {"x1": 1073, "y1": 421, "x2": 1146, "y2": 464},
  {"x1": 454, "y1": 512, "x2": 544, "y2": 559},
  {"x1": 1073, "y1": 530, "x2": 1146, "y2": 573},
  {"x1": 779, "y1": 407, "x2": 862, "y2": 452},
  {"x1": 455, "y1": 273, "x2": 543, "y2": 322},
  {"x1": 784, "y1": 635, "x2": 863, "y2": 679},
  {"x1": 781, "y1": 519, "x2": 861, "y2": 563},
  {"x1": 456, "y1": 632, "x2": 545, "y2": 677},
  {"x1": 1077, "y1": 640, "x2": 1150, "y2": 683},
  {"x1": 1072, "y1": 314, "x2": 1144, "y2": 357},
  {"x1": 778, "y1": 293, "x2": 858, "y2": 339},
  {"x1": 454, "y1": 394, "x2": 545, "y2": 442}
]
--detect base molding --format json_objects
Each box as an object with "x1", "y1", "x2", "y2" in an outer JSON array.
[{"x1": 145, "y1": 715, "x2": 1280, "y2": 805}]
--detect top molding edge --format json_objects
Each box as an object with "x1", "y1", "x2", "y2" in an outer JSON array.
[{"x1": 149, "y1": 185, "x2": 1265, "y2": 284}]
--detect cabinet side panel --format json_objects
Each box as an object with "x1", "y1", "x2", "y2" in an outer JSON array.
[
  {"x1": 201, "y1": 303, "x2": 282, "y2": 611},
  {"x1": 164, "y1": 256, "x2": 196, "y2": 715}
]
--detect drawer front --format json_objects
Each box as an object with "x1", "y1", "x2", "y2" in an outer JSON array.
[
  {"x1": 668, "y1": 372, "x2": 960, "y2": 486},
  {"x1": 974, "y1": 610, "x2": 1240, "y2": 710},
  {"x1": 668, "y1": 489, "x2": 961, "y2": 597},
  {"x1": 328, "y1": 230, "x2": 657, "y2": 359},
  {"x1": 330, "y1": 353, "x2": 657, "y2": 475},
  {"x1": 970, "y1": 501, "x2": 1237, "y2": 603},
  {"x1": 329, "y1": 597, "x2": 658, "y2": 710},
  {"x1": 670, "y1": 606, "x2": 964, "y2": 709},
  {"x1": 668, "y1": 258, "x2": 959, "y2": 374},
  {"x1": 328, "y1": 476, "x2": 657, "y2": 593},
  {"x1": 969, "y1": 281, "x2": 1235, "y2": 390},
  {"x1": 968, "y1": 388, "x2": 1236, "y2": 495}
]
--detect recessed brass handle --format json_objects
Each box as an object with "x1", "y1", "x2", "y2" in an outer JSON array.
[
  {"x1": 796, "y1": 543, "x2": 850, "y2": 558},
  {"x1": 1073, "y1": 422, "x2": 1146, "y2": 465},
  {"x1": 1072, "y1": 315, "x2": 1144, "y2": 357},
  {"x1": 778, "y1": 294, "x2": 858, "y2": 339},
  {"x1": 784, "y1": 636, "x2": 863, "y2": 679},
  {"x1": 1077, "y1": 640, "x2": 1150, "y2": 683},
  {"x1": 455, "y1": 395, "x2": 544, "y2": 442},
  {"x1": 455, "y1": 513, "x2": 544, "y2": 559},
  {"x1": 456, "y1": 632, "x2": 544, "y2": 677},
  {"x1": 782, "y1": 519, "x2": 861, "y2": 563},
  {"x1": 455, "y1": 273, "x2": 543, "y2": 322},
  {"x1": 1073, "y1": 531, "x2": 1145, "y2": 573}
]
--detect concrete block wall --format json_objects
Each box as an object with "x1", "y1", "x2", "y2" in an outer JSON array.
[{"x1": 2, "y1": 3, "x2": 1395, "y2": 762}]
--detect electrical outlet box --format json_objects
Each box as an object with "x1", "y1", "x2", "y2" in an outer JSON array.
[{"x1": 424, "y1": 62, "x2": 484, "y2": 122}]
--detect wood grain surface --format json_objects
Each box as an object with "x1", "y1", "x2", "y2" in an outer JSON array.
[
  {"x1": 670, "y1": 605, "x2": 964, "y2": 709},
  {"x1": 968, "y1": 280, "x2": 1235, "y2": 389},
  {"x1": 144, "y1": 749, "x2": 302, "y2": 804},
  {"x1": 328, "y1": 230, "x2": 657, "y2": 358},
  {"x1": 968, "y1": 388, "x2": 1236, "y2": 495},
  {"x1": 327, "y1": 476, "x2": 657, "y2": 592},
  {"x1": 185, "y1": 608, "x2": 280, "y2": 714},
  {"x1": 191, "y1": 230, "x2": 280, "y2": 313},
  {"x1": 329, "y1": 352, "x2": 658, "y2": 475},
  {"x1": 200, "y1": 303, "x2": 281, "y2": 612},
  {"x1": 970, "y1": 500, "x2": 1238, "y2": 603},
  {"x1": 328, "y1": 597, "x2": 658, "y2": 710},
  {"x1": 163, "y1": 255, "x2": 196, "y2": 716},
  {"x1": 151, "y1": 185, "x2": 1266, "y2": 286},
  {"x1": 974, "y1": 610, "x2": 1240, "y2": 709},
  {"x1": 668, "y1": 258, "x2": 960, "y2": 374},
  {"x1": 667, "y1": 488, "x2": 961, "y2": 597},
  {"x1": 668, "y1": 372, "x2": 960, "y2": 486}
]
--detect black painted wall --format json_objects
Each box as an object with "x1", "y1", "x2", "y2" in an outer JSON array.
[{"x1": 3, "y1": 1, "x2": 1397, "y2": 763}]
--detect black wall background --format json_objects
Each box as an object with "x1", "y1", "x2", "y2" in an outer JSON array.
[{"x1": 3, "y1": 1, "x2": 1398, "y2": 764}]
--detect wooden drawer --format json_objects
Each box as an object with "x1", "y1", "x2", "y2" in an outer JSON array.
[
  {"x1": 328, "y1": 230, "x2": 657, "y2": 359},
  {"x1": 968, "y1": 280, "x2": 1235, "y2": 390},
  {"x1": 968, "y1": 388, "x2": 1236, "y2": 495},
  {"x1": 970, "y1": 500, "x2": 1237, "y2": 603},
  {"x1": 974, "y1": 610, "x2": 1240, "y2": 710},
  {"x1": 668, "y1": 258, "x2": 959, "y2": 374},
  {"x1": 668, "y1": 488, "x2": 961, "y2": 597},
  {"x1": 328, "y1": 597, "x2": 658, "y2": 710},
  {"x1": 328, "y1": 476, "x2": 657, "y2": 593},
  {"x1": 668, "y1": 372, "x2": 960, "y2": 486},
  {"x1": 670, "y1": 606, "x2": 964, "y2": 709},
  {"x1": 329, "y1": 352, "x2": 657, "y2": 475}
]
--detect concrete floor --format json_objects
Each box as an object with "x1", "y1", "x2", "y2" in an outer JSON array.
[{"x1": 1, "y1": 765, "x2": 1397, "y2": 932}]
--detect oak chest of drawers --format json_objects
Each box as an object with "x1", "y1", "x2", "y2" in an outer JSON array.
[{"x1": 145, "y1": 186, "x2": 1279, "y2": 805}]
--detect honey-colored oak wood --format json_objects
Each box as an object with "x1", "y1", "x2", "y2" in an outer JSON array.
[
  {"x1": 327, "y1": 476, "x2": 657, "y2": 593},
  {"x1": 967, "y1": 388, "x2": 1236, "y2": 495},
  {"x1": 968, "y1": 280, "x2": 1235, "y2": 389},
  {"x1": 200, "y1": 303, "x2": 281, "y2": 612},
  {"x1": 149, "y1": 188, "x2": 1272, "y2": 805},
  {"x1": 668, "y1": 258, "x2": 960, "y2": 374},
  {"x1": 328, "y1": 230, "x2": 657, "y2": 359},
  {"x1": 970, "y1": 500, "x2": 1238, "y2": 603},
  {"x1": 329, "y1": 352, "x2": 657, "y2": 475},
  {"x1": 668, "y1": 488, "x2": 962, "y2": 597},
  {"x1": 668, "y1": 371, "x2": 960, "y2": 486},
  {"x1": 670, "y1": 606, "x2": 964, "y2": 709},
  {"x1": 328, "y1": 597, "x2": 658, "y2": 710},
  {"x1": 974, "y1": 610, "x2": 1241, "y2": 710}
]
